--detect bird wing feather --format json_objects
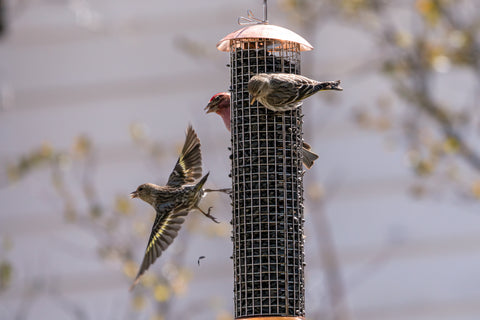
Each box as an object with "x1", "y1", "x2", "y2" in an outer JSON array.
[
  {"x1": 265, "y1": 74, "x2": 314, "y2": 108},
  {"x1": 166, "y1": 125, "x2": 202, "y2": 187},
  {"x1": 130, "y1": 205, "x2": 189, "y2": 289}
]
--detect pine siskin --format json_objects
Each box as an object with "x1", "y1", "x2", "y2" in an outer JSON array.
[
  {"x1": 205, "y1": 92, "x2": 319, "y2": 169},
  {"x1": 129, "y1": 125, "x2": 228, "y2": 290},
  {"x1": 248, "y1": 73, "x2": 343, "y2": 112}
]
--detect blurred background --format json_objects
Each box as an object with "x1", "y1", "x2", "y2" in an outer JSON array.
[{"x1": 1, "y1": 0, "x2": 480, "y2": 319}]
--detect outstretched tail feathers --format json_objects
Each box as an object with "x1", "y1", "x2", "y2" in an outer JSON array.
[{"x1": 194, "y1": 172, "x2": 210, "y2": 193}]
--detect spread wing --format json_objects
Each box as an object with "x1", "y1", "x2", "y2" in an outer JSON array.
[
  {"x1": 166, "y1": 125, "x2": 202, "y2": 187},
  {"x1": 130, "y1": 205, "x2": 189, "y2": 290}
]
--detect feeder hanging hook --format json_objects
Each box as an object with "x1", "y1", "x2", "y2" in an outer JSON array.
[{"x1": 238, "y1": 0, "x2": 268, "y2": 25}]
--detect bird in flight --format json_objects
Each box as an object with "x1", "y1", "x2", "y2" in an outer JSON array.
[{"x1": 129, "y1": 125, "x2": 228, "y2": 290}]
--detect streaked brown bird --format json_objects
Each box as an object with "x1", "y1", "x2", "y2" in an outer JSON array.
[
  {"x1": 205, "y1": 92, "x2": 319, "y2": 169},
  {"x1": 129, "y1": 125, "x2": 228, "y2": 290},
  {"x1": 248, "y1": 73, "x2": 343, "y2": 112}
]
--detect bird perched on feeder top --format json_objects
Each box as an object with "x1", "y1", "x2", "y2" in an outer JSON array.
[
  {"x1": 205, "y1": 92, "x2": 319, "y2": 169},
  {"x1": 129, "y1": 125, "x2": 229, "y2": 290},
  {"x1": 248, "y1": 73, "x2": 343, "y2": 112}
]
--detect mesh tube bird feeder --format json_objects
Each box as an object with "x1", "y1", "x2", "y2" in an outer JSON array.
[{"x1": 217, "y1": 16, "x2": 313, "y2": 320}]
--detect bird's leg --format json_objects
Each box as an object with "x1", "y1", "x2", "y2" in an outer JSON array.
[
  {"x1": 196, "y1": 206, "x2": 219, "y2": 224},
  {"x1": 204, "y1": 188, "x2": 232, "y2": 194}
]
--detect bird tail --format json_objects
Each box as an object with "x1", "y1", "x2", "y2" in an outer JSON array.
[
  {"x1": 315, "y1": 80, "x2": 343, "y2": 92},
  {"x1": 194, "y1": 172, "x2": 210, "y2": 192},
  {"x1": 301, "y1": 144, "x2": 319, "y2": 169}
]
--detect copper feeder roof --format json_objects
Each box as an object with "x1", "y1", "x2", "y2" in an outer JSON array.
[{"x1": 216, "y1": 24, "x2": 314, "y2": 52}]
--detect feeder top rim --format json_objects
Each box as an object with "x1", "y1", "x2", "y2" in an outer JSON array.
[{"x1": 216, "y1": 24, "x2": 314, "y2": 52}]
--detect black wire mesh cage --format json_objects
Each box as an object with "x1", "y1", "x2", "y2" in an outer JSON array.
[
  {"x1": 217, "y1": 24, "x2": 313, "y2": 318},
  {"x1": 231, "y1": 38, "x2": 305, "y2": 318}
]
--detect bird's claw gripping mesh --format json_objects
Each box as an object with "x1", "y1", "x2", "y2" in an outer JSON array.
[{"x1": 229, "y1": 39, "x2": 305, "y2": 318}]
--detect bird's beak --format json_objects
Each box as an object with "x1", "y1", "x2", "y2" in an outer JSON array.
[
  {"x1": 130, "y1": 191, "x2": 138, "y2": 199},
  {"x1": 204, "y1": 101, "x2": 218, "y2": 114},
  {"x1": 250, "y1": 97, "x2": 256, "y2": 105}
]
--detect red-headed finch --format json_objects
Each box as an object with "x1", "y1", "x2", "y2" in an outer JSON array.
[{"x1": 205, "y1": 92, "x2": 319, "y2": 169}]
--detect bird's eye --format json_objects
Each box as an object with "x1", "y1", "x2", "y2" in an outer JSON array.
[{"x1": 138, "y1": 187, "x2": 144, "y2": 191}]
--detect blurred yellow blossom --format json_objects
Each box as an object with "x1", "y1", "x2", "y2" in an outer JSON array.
[{"x1": 153, "y1": 284, "x2": 171, "y2": 302}]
